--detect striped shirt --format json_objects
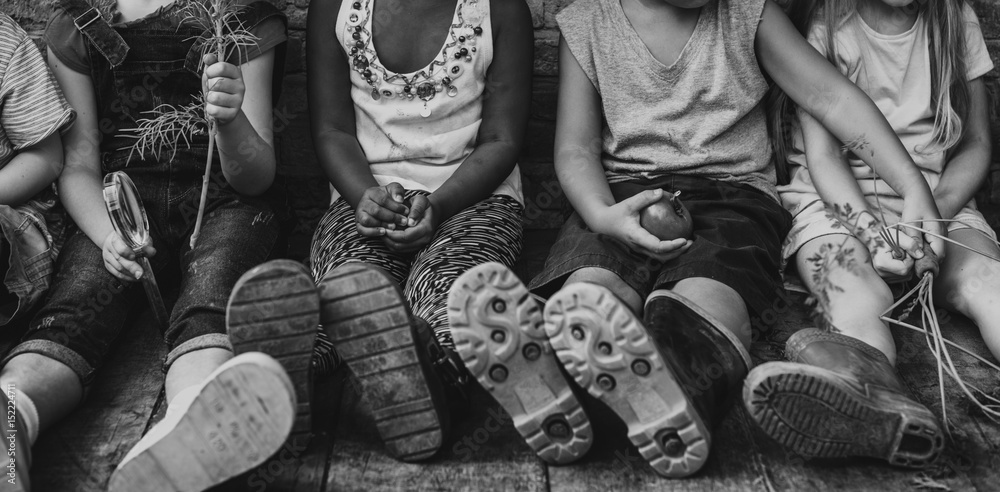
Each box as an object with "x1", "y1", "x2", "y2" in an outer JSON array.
[
  {"x1": 0, "y1": 13, "x2": 75, "y2": 326},
  {"x1": 0, "y1": 13, "x2": 74, "y2": 170}
]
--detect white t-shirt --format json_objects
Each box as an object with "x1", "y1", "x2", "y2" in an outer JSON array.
[{"x1": 779, "y1": 4, "x2": 994, "y2": 215}]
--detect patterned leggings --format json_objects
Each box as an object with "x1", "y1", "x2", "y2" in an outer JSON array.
[{"x1": 309, "y1": 192, "x2": 523, "y2": 374}]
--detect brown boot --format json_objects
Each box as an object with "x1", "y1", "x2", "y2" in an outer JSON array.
[{"x1": 743, "y1": 328, "x2": 944, "y2": 467}]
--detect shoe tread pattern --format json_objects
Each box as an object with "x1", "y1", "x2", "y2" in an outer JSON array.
[
  {"x1": 320, "y1": 264, "x2": 443, "y2": 462},
  {"x1": 448, "y1": 263, "x2": 592, "y2": 464},
  {"x1": 544, "y1": 283, "x2": 710, "y2": 477},
  {"x1": 227, "y1": 260, "x2": 319, "y2": 438},
  {"x1": 744, "y1": 362, "x2": 944, "y2": 468},
  {"x1": 108, "y1": 363, "x2": 295, "y2": 492}
]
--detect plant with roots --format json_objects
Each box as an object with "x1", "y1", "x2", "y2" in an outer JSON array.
[
  {"x1": 807, "y1": 181, "x2": 1000, "y2": 433},
  {"x1": 125, "y1": 0, "x2": 259, "y2": 247}
]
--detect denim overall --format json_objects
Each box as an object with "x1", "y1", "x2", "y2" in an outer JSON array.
[{"x1": 2, "y1": 0, "x2": 286, "y2": 388}]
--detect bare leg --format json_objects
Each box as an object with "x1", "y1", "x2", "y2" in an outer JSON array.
[
  {"x1": 670, "y1": 277, "x2": 751, "y2": 350},
  {"x1": 0, "y1": 354, "x2": 82, "y2": 432},
  {"x1": 564, "y1": 267, "x2": 643, "y2": 314},
  {"x1": 164, "y1": 348, "x2": 232, "y2": 402},
  {"x1": 796, "y1": 236, "x2": 897, "y2": 364},
  {"x1": 934, "y1": 228, "x2": 1000, "y2": 361}
]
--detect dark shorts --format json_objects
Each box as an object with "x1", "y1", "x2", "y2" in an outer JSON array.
[{"x1": 528, "y1": 175, "x2": 792, "y2": 317}]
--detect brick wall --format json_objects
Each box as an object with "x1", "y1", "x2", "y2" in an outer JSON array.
[{"x1": 3, "y1": 0, "x2": 999, "y2": 259}]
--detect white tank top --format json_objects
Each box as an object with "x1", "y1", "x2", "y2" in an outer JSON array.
[{"x1": 333, "y1": 0, "x2": 523, "y2": 205}]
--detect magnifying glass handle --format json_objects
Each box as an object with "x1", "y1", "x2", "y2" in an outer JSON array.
[{"x1": 137, "y1": 256, "x2": 169, "y2": 328}]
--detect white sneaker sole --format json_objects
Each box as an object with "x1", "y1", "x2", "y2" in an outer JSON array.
[
  {"x1": 108, "y1": 353, "x2": 296, "y2": 492},
  {"x1": 545, "y1": 283, "x2": 710, "y2": 477},
  {"x1": 448, "y1": 263, "x2": 592, "y2": 464}
]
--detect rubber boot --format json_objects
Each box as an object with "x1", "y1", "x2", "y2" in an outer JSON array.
[
  {"x1": 319, "y1": 263, "x2": 450, "y2": 462},
  {"x1": 227, "y1": 260, "x2": 320, "y2": 445},
  {"x1": 544, "y1": 286, "x2": 749, "y2": 478},
  {"x1": 448, "y1": 263, "x2": 593, "y2": 465},
  {"x1": 642, "y1": 289, "x2": 752, "y2": 437},
  {"x1": 743, "y1": 328, "x2": 944, "y2": 467}
]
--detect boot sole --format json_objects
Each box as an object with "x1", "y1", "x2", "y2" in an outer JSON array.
[
  {"x1": 108, "y1": 354, "x2": 296, "y2": 492},
  {"x1": 448, "y1": 263, "x2": 592, "y2": 464},
  {"x1": 319, "y1": 263, "x2": 445, "y2": 462},
  {"x1": 544, "y1": 283, "x2": 710, "y2": 477},
  {"x1": 227, "y1": 259, "x2": 319, "y2": 439},
  {"x1": 743, "y1": 362, "x2": 944, "y2": 467}
]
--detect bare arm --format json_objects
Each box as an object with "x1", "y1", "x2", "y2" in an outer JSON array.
[
  {"x1": 553, "y1": 37, "x2": 687, "y2": 260},
  {"x1": 756, "y1": 0, "x2": 943, "y2": 257},
  {"x1": 756, "y1": 0, "x2": 932, "y2": 201},
  {"x1": 209, "y1": 50, "x2": 278, "y2": 196},
  {"x1": 799, "y1": 110, "x2": 872, "y2": 226},
  {"x1": 0, "y1": 134, "x2": 63, "y2": 206},
  {"x1": 382, "y1": 0, "x2": 535, "y2": 251},
  {"x1": 800, "y1": 110, "x2": 916, "y2": 277},
  {"x1": 426, "y1": 0, "x2": 532, "y2": 221},
  {"x1": 553, "y1": 37, "x2": 615, "y2": 228},
  {"x1": 48, "y1": 49, "x2": 114, "y2": 247},
  {"x1": 307, "y1": 0, "x2": 378, "y2": 208},
  {"x1": 307, "y1": 0, "x2": 408, "y2": 237},
  {"x1": 49, "y1": 50, "x2": 155, "y2": 281},
  {"x1": 933, "y1": 78, "x2": 991, "y2": 220}
]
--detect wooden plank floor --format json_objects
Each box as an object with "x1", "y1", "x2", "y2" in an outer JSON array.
[{"x1": 15, "y1": 227, "x2": 1000, "y2": 491}]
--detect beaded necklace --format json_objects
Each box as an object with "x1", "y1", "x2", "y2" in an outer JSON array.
[{"x1": 344, "y1": 0, "x2": 486, "y2": 117}]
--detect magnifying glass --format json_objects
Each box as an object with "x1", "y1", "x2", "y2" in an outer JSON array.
[{"x1": 103, "y1": 171, "x2": 169, "y2": 328}]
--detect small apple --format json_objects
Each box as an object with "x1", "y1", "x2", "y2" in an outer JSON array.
[{"x1": 639, "y1": 191, "x2": 693, "y2": 240}]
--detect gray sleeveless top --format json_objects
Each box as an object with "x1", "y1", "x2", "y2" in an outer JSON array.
[{"x1": 557, "y1": 0, "x2": 776, "y2": 200}]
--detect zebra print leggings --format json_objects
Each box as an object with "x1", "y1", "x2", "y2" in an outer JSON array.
[{"x1": 308, "y1": 192, "x2": 523, "y2": 374}]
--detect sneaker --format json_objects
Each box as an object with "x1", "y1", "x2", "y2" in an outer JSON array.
[
  {"x1": 0, "y1": 390, "x2": 29, "y2": 492},
  {"x1": 319, "y1": 263, "x2": 449, "y2": 462},
  {"x1": 107, "y1": 353, "x2": 296, "y2": 492},
  {"x1": 227, "y1": 259, "x2": 320, "y2": 439},
  {"x1": 544, "y1": 283, "x2": 711, "y2": 477},
  {"x1": 448, "y1": 263, "x2": 592, "y2": 464}
]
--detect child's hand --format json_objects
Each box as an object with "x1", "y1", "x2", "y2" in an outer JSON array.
[
  {"x1": 594, "y1": 189, "x2": 692, "y2": 262},
  {"x1": 383, "y1": 194, "x2": 437, "y2": 253},
  {"x1": 102, "y1": 231, "x2": 156, "y2": 282},
  {"x1": 900, "y1": 198, "x2": 947, "y2": 261},
  {"x1": 355, "y1": 183, "x2": 410, "y2": 237},
  {"x1": 852, "y1": 213, "x2": 913, "y2": 279},
  {"x1": 202, "y1": 54, "x2": 245, "y2": 126}
]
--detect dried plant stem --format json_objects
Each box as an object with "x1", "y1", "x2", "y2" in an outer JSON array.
[
  {"x1": 891, "y1": 222, "x2": 1000, "y2": 263},
  {"x1": 880, "y1": 275, "x2": 1000, "y2": 431},
  {"x1": 189, "y1": 13, "x2": 226, "y2": 248}
]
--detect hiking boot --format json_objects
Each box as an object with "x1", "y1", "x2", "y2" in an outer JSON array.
[
  {"x1": 448, "y1": 263, "x2": 592, "y2": 464},
  {"x1": 319, "y1": 263, "x2": 449, "y2": 462},
  {"x1": 743, "y1": 328, "x2": 944, "y2": 467},
  {"x1": 544, "y1": 285, "x2": 749, "y2": 477},
  {"x1": 227, "y1": 259, "x2": 320, "y2": 441},
  {"x1": 108, "y1": 353, "x2": 297, "y2": 492},
  {"x1": 1, "y1": 390, "x2": 30, "y2": 492}
]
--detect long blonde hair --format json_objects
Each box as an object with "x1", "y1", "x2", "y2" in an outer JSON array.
[{"x1": 770, "y1": 0, "x2": 972, "y2": 182}]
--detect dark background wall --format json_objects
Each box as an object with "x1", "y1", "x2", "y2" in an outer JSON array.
[{"x1": 4, "y1": 0, "x2": 1000, "y2": 260}]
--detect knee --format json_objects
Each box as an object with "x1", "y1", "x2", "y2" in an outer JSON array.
[
  {"x1": 565, "y1": 268, "x2": 643, "y2": 313},
  {"x1": 670, "y1": 278, "x2": 750, "y2": 347},
  {"x1": 868, "y1": 274, "x2": 895, "y2": 310},
  {"x1": 940, "y1": 259, "x2": 1000, "y2": 314}
]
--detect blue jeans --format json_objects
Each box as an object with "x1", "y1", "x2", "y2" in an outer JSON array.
[{"x1": 3, "y1": 183, "x2": 279, "y2": 387}]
